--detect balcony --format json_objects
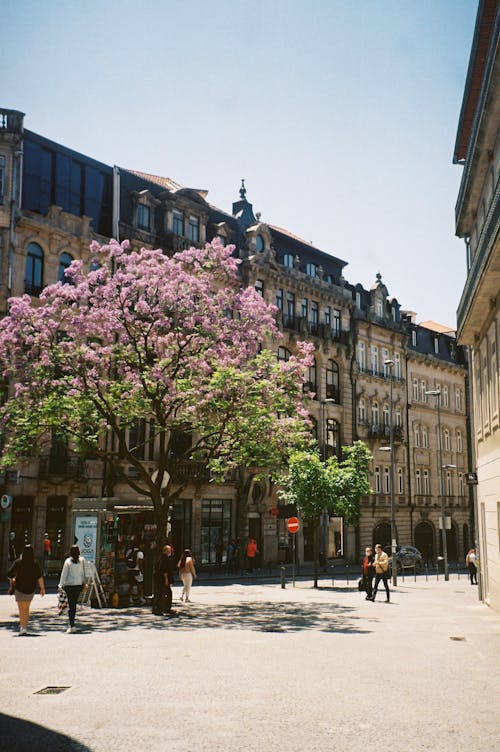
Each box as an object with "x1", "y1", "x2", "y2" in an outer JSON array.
[
  {"x1": 39, "y1": 455, "x2": 85, "y2": 483},
  {"x1": 368, "y1": 424, "x2": 404, "y2": 442},
  {"x1": 163, "y1": 232, "x2": 203, "y2": 253},
  {"x1": 0, "y1": 108, "x2": 24, "y2": 134}
]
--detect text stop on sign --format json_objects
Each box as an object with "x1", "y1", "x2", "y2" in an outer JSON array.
[{"x1": 287, "y1": 516, "x2": 300, "y2": 534}]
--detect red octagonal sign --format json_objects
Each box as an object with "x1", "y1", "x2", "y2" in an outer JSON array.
[{"x1": 287, "y1": 516, "x2": 300, "y2": 534}]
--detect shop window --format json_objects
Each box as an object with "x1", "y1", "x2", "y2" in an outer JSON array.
[{"x1": 201, "y1": 499, "x2": 232, "y2": 565}]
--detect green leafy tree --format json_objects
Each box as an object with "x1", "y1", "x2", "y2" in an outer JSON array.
[{"x1": 279, "y1": 441, "x2": 372, "y2": 586}]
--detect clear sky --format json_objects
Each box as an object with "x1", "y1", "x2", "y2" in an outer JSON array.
[{"x1": 2, "y1": 0, "x2": 477, "y2": 327}]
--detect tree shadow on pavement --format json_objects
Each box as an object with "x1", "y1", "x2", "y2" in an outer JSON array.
[
  {"x1": 0, "y1": 712, "x2": 93, "y2": 752},
  {"x1": 0, "y1": 598, "x2": 372, "y2": 636}
]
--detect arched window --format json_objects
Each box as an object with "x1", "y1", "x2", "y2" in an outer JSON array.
[
  {"x1": 414, "y1": 424, "x2": 420, "y2": 448},
  {"x1": 456, "y1": 430, "x2": 463, "y2": 453},
  {"x1": 415, "y1": 469, "x2": 422, "y2": 495},
  {"x1": 395, "y1": 406, "x2": 402, "y2": 427},
  {"x1": 325, "y1": 360, "x2": 339, "y2": 402},
  {"x1": 58, "y1": 252, "x2": 74, "y2": 283},
  {"x1": 421, "y1": 424, "x2": 428, "y2": 448},
  {"x1": 382, "y1": 403, "x2": 390, "y2": 426},
  {"x1": 358, "y1": 398, "x2": 366, "y2": 423},
  {"x1": 25, "y1": 242, "x2": 44, "y2": 296},
  {"x1": 374, "y1": 466, "x2": 381, "y2": 493},
  {"x1": 305, "y1": 358, "x2": 317, "y2": 398},
  {"x1": 383, "y1": 466, "x2": 390, "y2": 493},
  {"x1": 255, "y1": 234, "x2": 264, "y2": 252},
  {"x1": 325, "y1": 418, "x2": 340, "y2": 458},
  {"x1": 277, "y1": 346, "x2": 291, "y2": 362},
  {"x1": 397, "y1": 467, "x2": 404, "y2": 495},
  {"x1": 444, "y1": 428, "x2": 450, "y2": 451},
  {"x1": 371, "y1": 401, "x2": 379, "y2": 426}
]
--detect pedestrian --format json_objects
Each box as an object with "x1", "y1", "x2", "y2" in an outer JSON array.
[
  {"x1": 465, "y1": 548, "x2": 478, "y2": 585},
  {"x1": 152, "y1": 544, "x2": 176, "y2": 616},
  {"x1": 226, "y1": 539, "x2": 237, "y2": 572},
  {"x1": 371, "y1": 543, "x2": 390, "y2": 602},
  {"x1": 178, "y1": 548, "x2": 197, "y2": 602},
  {"x1": 8, "y1": 531, "x2": 17, "y2": 562},
  {"x1": 43, "y1": 532, "x2": 51, "y2": 576},
  {"x1": 246, "y1": 538, "x2": 258, "y2": 573},
  {"x1": 361, "y1": 546, "x2": 375, "y2": 600},
  {"x1": 7, "y1": 544, "x2": 45, "y2": 636},
  {"x1": 126, "y1": 539, "x2": 145, "y2": 605},
  {"x1": 58, "y1": 545, "x2": 87, "y2": 633}
]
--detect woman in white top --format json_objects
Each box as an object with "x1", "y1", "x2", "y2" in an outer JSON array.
[
  {"x1": 177, "y1": 549, "x2": 197, "y2": 603},
  {"x1": 58, "y1": 545, "x2": 86, "y2": 633}
]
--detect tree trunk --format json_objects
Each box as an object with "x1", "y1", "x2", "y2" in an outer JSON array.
[{"x1": 313, "y1": 516, "x2": 319, "y2": 588}]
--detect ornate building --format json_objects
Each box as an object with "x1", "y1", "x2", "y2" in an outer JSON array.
[
  {"x1": 454, "y1": 0, "x2": 500, "y2": 612},
  {"x1": 0, "y1": 108, "x2": 473, "y2": 577}
]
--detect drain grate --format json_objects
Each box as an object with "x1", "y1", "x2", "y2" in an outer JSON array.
[
  {"x1": 35, "y1": 686, "x2": 70, "y2": 695},
  {"x1": 449, "y1": 636, "x2": 466, "y2": 642}
]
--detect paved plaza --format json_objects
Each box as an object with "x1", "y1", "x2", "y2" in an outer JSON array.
[{"x1": 0, "y1": 573, "x2": 499, "y2": 752}]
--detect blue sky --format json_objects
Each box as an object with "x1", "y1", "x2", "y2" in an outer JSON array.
[{"x1": 2, "y1": 0, "x2": 477, "y2": 326}]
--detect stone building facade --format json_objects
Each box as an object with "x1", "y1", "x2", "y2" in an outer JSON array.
[
  {"x1": 0, "y1": 109, "x2": 473, "y2": 575},
  {"x1": 453, "y1": 0, "x2": 500, "y2": 612}
]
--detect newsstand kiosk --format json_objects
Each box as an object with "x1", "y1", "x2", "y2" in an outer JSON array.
[{"x1": 72, "y1": 497, "x2": 157, "y2": 607}]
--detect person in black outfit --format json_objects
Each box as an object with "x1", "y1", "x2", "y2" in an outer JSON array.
[
  {"x1": 152, "y1": 544, "x2": 176, "y2": 616},
  {"x1": 361, "y1": 546, "x2": 375, "y2": 600},
  {"x1": 8, "y1": 544, "x2": 45, "y2": 635}
]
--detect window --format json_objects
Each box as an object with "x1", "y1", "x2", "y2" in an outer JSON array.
[
  {"x1": 309, "y1": 301, "x2": 319, "y2": 334},
  {"x1": 411, "y1": 330, "x2": 417, "y2": 347},
  {"x1": 283, "y1": 253, "x2": 294, "y2": 268},
  {"x1": 355, "y1": 291, "x2": 361, "y2": 309},
  {"x1": 421, "y1": 381, "x2": 427, "y2": 402},
  {"x1": 382, "y1": 403, "x2": 390, "y2": 427},
  {"x1": 333, "y1": 309, "x2": 341, "y2": 338},
  {"x1": 255, "y1": 234, "x2": 264, "y2": 252},
  {"x1": 58, "y1": 252, "x2": 73, "y2": 283},
  {"x1": 415, "y1": 469, "x2": 422, "y2": 495},
  {"x1": 306, "y1": 262, "x2": 317, "y2": 277},
  {"x1": 325, "y1": 418, "x2": 340, "y2": 458},
  {"x1": 421, "y1": 425, "x2": 428, "y2": 448},
  {"x1": 455, "y1": 388, "x2": 462, "y2": 411},
  {"x1": 255, "y1": 279, "x2": 264, "y2": 297},
  {"x1": 375, "y1": 299, "x2": 384, "y2": 318},
  {"x1": 0, "y1": 154, "x2": 5, "y2": 202},
  {"x1": 444, "y1": 428, "x2": 450, "y2": 451},
  {"x1": 326, "y1": 360, "x2": 340, "y2": 402},
  {"x1": 443, "y1": 385, "x2": 449, "y2": 408},
  {"x1": 458, "y1": 473, "x2": 465, "y2": 496},
  {"x1": 201, "y1": 500, "x2": 232, "y2": 565},
  {"x1": 277, "y1": 346, "x2": 291, "y2": 362},
  {"x1": 358, "y1": 398, "x2": 366, "y2": 423},
  {"x1": 395, "y1": 406, "x2": 402, "y2": 427},
  {"x1": 371, "y1": 401, "x2": 379, "y2": 426},
  {"x1": 301, "y1": 298, "x2": 308, "y2": 318},
  {"x1": 285, "y1": 292, "x2": 295, "y2": 326},
  {"x1": 374, "y1": 466, "x2": 381, "y2": 493},
  {"x1": 306, "y1": 360, "x2": 317, "y2": 397},
  {"x1": 394, "y1": 353, "x2": 401, "y2": 379},
  {"x1": 324, "y1": 306, "x2": 331, "y2": 326},
  {"x1": 383, "y1": 467, "x2": 390, "y2": 494},
  {"x1": 423, "y1": 469, "x2": 430, "y2": 495},
  {"x1": 25, "y1": 242, "x2": 44, "y2": 296},
  {"x1": 382, "y1": 350, "x2": 390, "y2": 377},
  {"x1": 434, "y1": 337, "x2": 439, "y2": 355},
  {"x1": 276, "y1": 288, "x2": 283, "y2": 310},
  {"x1": 173, "y1": 210, "x2": 184, "y2": 236},
  {"x1": 397, "y1": 467, "x2": 404, "y2": 494},
  {"x1": 188, "y1": 215, "x2": 200, "y2": 242},
  {"x1": 137, "y1": 203, "x2": 150, "y2": 231},
  {"x1": 446, "y1": 470, "x2": 453, "y2": 496},
  {"x1": 414, "y1": 424, "x2": 420, "y2": 448},
  {"x1": 491, "y1": 337, "x2": 499, "y2": 417},
  {"x1": 457, "y1": 430, "x2": 463, "y2": 453},
  {"x1": 392, "y1": 305, "x2": 397, "y2": 322},
  {"x1": 371, "y1": 346, "x2": 378, "y2": 375},
  {"x1": 357, "y1": 342, "x2": 366, "y2": 372},
  {"x1": 129, "y1": 419, "x2": 147, "y2": 460},
  {"x1": 413, "y1": 378, "x2": 419, "y2": 402}
]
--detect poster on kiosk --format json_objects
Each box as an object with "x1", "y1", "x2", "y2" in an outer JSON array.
[{"x1": 73, "y1": 515, "x2": 99, "y2": 565}]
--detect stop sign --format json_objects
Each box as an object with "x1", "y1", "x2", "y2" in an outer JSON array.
[{"x1": 287, "y1": 516, "x2": 300, "y2": 534}]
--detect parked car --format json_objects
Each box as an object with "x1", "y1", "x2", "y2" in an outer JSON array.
[{"x1": 383, "y1": 545, "x2": 422, "y2": 573}]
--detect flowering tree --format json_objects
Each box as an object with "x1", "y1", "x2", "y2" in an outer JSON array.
[
  {"x1": 0, "y1": 239, "x2": 313, "y2": 546},
  {"x1": 279, "y1": 441, "x2": 373, "y2": 586}
]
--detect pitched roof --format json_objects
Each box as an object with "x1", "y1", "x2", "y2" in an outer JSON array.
[{"x1": 419, "y1": 320, "x2": 457, "y2": 335}]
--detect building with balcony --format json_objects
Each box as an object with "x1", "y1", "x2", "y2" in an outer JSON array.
[
  {"x1": 0, "y1": 108, "x2": 472, "y2": 579},
  {"x1": 454, "y1": 0, "x2": 500, "y2": 612}
]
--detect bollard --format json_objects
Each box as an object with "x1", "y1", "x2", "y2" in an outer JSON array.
[
  {"x1": 280, "y1": 566, "x2": 286, "y2": 589},
  {"x1": 346, "y1": 563, "x2": 349, "y2": 585},
  {"x1": 331, "y1": 564, "x2": 335, "y2": 588},
  {"x1": 425, "y1": 563, "x2": 428, "y2": 582}
]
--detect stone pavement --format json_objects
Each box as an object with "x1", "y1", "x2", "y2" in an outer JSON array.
[{"x1": 0, "y1": 574, "x2": 498, "y2": 752}]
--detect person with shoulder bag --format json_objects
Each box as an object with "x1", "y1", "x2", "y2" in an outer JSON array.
[
  {"x1": 178, "y1": 549, "x2": 197, "y2": 603},
  {"x1": 7, "y1": 544, "x2": 45, "y2": 636},
  {"x1": 58, "y1": 545, "x2": 87, "y2": 633},
  {"x1": 371, "y1": 543, "x2": 390, "y2": 602},
  {"x1": 360, "y1": 546, "x2": 375, "y2": 601}
]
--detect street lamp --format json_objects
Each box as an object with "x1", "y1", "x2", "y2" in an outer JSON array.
[
  {"x1": 425, "y1": 389, "x2": 449, "y2": 581},
  {"x1": 320, "y1": 399, "x2": 336, "y2": 567},
  {"x1": 382, "y1": 359, "x2": 397, "y2": 587}
]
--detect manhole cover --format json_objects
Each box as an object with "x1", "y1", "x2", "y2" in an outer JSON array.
[
  {"x1": 449, "y1": 636, "x2": 466, "y2": 642},
  {"x1": 35, "y1": 686, "x2": 70, "y2": 695}
]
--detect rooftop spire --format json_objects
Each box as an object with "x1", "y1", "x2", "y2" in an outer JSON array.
[{"x1": 239, "y1": 178, "x2": 247, "y2": 200}]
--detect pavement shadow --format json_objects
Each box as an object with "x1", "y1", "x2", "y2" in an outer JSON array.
[
  {"x1": 0, "y1": 712, "x2": 93, "y2": 751},
  {"x1": 0, "y1": 598, "x2": 372, "y2": 636}
]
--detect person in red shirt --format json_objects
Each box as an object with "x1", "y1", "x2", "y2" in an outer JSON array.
[
  {"x1": 361, "y1": 546, "x2": 375, "y2": 600},
  {"x1": 42, "y1": 533, "x2": 51, "y2": 576},
  {"x1": 246, "y1": 538, "x2": 258, "y2": 573}
]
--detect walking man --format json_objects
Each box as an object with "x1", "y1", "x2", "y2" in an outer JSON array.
[
  {"x1": 371, "y1": 543, "x2": 390, "y2": 602},
  {"x1": 152, "y1": 544, "x2": 176, "y2": 616}
]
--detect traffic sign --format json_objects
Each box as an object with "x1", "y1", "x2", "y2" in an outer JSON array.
[
  {"x1": 287, "y1": 516, "x2": 300, "y2": 534},
  {"x1": 270, "y1": 507, "x2": 279, "y2": 517}
]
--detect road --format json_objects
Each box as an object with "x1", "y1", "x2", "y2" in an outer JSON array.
[{"x1": 0, "y1": 573, "x2": 498, "y2": 752}]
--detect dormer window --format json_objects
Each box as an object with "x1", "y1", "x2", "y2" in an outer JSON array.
[
  {"x1": 375, "y1": 299, "x2": 384, "y2": 318},
  {"x1": 137, "y1": 203, "x2": 150, "y2": 231},
  {"x1": 283, "y1": 253, "x2": 294, "y2": 268},
  {"x1": 255, "y1": 234, "x2": 264, "y2": 252},
  {"x1": 188, "y1": 215, "x2": 199, "y2": 242},
  {"x1": 173, "y1": 210, "x2": 184, "y2": 236}
]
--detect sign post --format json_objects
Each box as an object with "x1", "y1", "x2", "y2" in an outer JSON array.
[{"x1": 287, "y1": 517, "x2": 300, "y2": 586}]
